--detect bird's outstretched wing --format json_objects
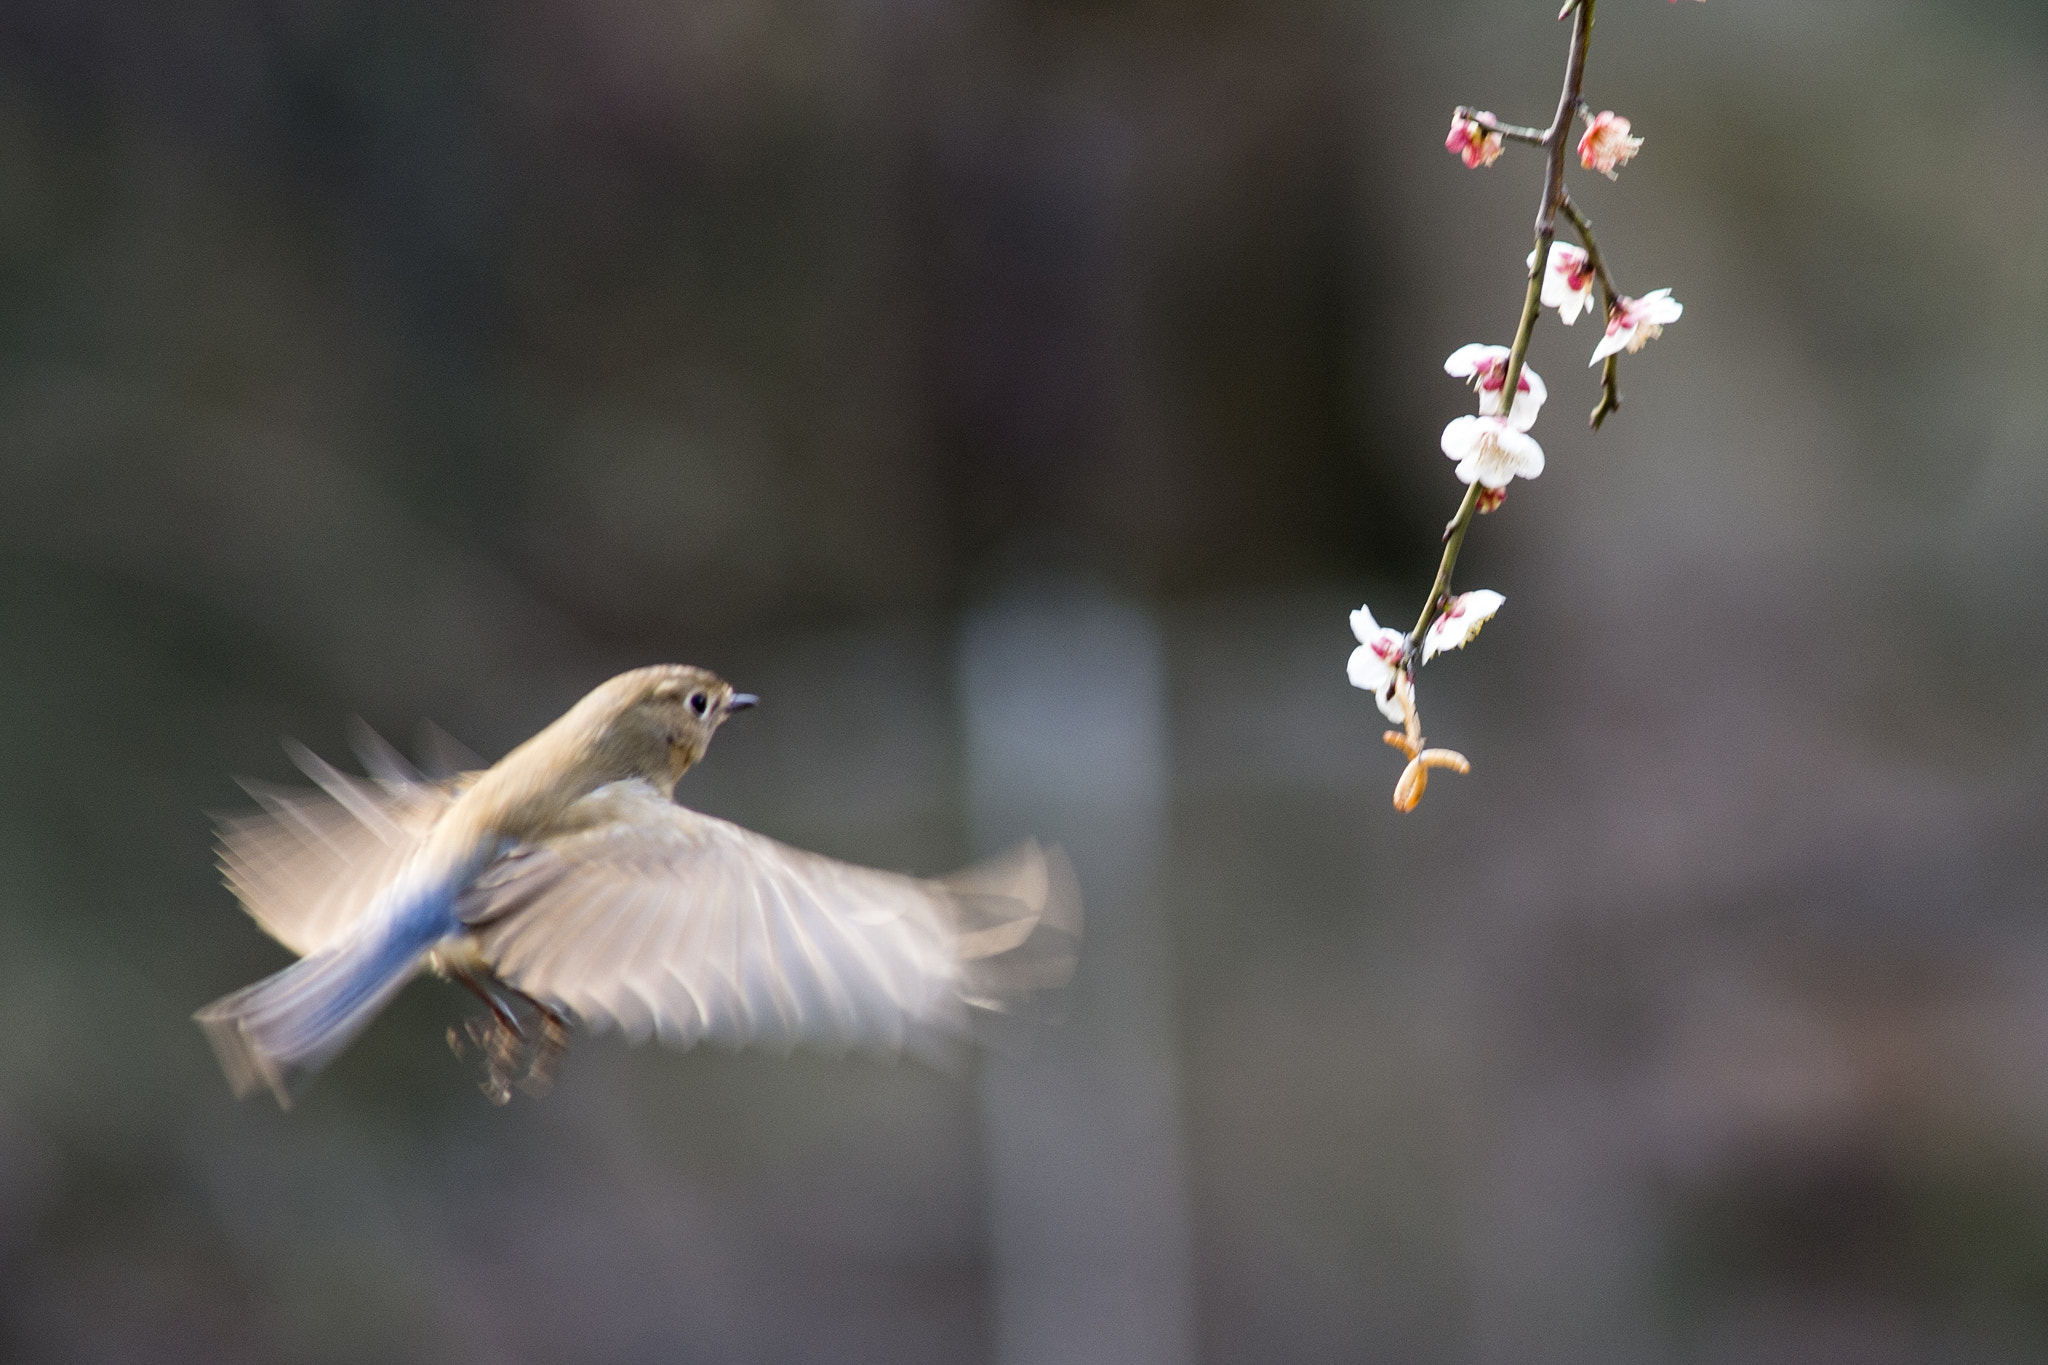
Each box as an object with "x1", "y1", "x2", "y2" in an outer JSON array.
[
  {"x1": 215, "y1": 737, "x2": 462, "y2": 958},
  {"x1": 459, "y1": 781, "x2": 1079, "y2": 1058}
]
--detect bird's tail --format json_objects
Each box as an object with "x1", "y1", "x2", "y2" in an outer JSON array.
[{"x1": 195, "y1": 925, "x2": 428, "y2": 1107}]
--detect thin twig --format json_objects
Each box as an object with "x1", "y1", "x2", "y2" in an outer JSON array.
[
  {"x1": 1558, "y1": 194, "x2": 1624, "y2": 428},
  {"x1": 1556, "y1": 195, "x2": 1617, "y2": 303},
  {"x1": 1590, "y1": 354, "x2": 1621, "y2": 430},
  {"x1": 1451, "y1": 106, "x2": 1548, "y2": 147},
  {"x1": 1408, "y1": 0, "x2": 1596, "y2": 658},
  {"x1": 1407, "y1": 482, "x2": 1482, "y2": 669}
]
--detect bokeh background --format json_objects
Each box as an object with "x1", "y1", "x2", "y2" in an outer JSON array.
[{"x1": 0, "y1": 0, "x2": 2044, "y2": 1361}]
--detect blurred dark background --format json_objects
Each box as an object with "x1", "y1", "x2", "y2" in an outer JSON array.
[{"x1": 0, "y1": 0, "x2": 2045, "y2": 1361}]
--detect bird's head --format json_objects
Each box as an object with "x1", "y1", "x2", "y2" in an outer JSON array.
[{"x1": 576, "y1": 664, "x2": 757, "y2": 791}]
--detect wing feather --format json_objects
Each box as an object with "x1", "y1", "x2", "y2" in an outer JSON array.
[
  {"x1": 215, "y1": 759, "x2": 457, "y2": 958},
  {"x1": 217, "y1": 754, "x2": 1079, "y2": 1065},
  {"x1": 467, "y1": 781, "x2": 1076, "y2": 1056}
]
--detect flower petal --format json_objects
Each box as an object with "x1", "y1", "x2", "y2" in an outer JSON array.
[
  {"x1": 1577, "y1": 111, "x2": 1643, "y2": 178},
  {"x1": 1505, "y1": 365, "x2": 1546, "y2": 431},
  {"x1": 1348, "y1": 605, "x2": 1408, "y2": 723},
  {"x1": 1350, "y1": 603, "x2": 1383, "y2": 644},
  {"x1": 1348, "y1": 643, "x2": 1391, "y2": 694},
  {"x1": 1529, "y1": 242, "x2": 1588, "y2": 278},
  {"x1": 1446, "y1": 115, "x2": 1504, "y2": 169},
  {"x1": 1532, "y1": 244, "x2": 1597, "y2": 327},
  {"x1": 1441, "y1": 414, "x2": 1483, "y2": 459},
  {"x1": 1447, "y1": 345, "x2": 1545, "y2": 430},
  {"x1": 1590, "y1": 290, "x2": 1682, "y2": 364},
  {"x1": 1444, "y1": 343, "x2": 1508, "y2": 378},
  {"x1": 1638, "y1": 289, "x2": 1684, "y2": 324},
  {"x1": 1443, "y1": 416, "x2": 1545, "y2": 488},
  {"x1": 1423, "y1": 589, "x2": 1505, "y2": 661}
]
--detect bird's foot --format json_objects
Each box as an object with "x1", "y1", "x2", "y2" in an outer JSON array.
[
  {"x1": 517, "y1": 1012, "x2": 569, "y2": 1099},
  {"x1": 448, "y1": 999, "x2": 571, "y2": 1103},
  {"x1": 448, "y1": 1012, "x2": 526, "y2": 1104}
]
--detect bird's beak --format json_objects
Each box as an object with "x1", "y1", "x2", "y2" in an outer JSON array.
[{"x1": 725, "y1": 693, "x2": 758, "y2": 713}]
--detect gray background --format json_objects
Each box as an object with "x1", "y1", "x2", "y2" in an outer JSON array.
[{"x1": 0, "y1": 0, "x2": 2043, "y2": 1361}]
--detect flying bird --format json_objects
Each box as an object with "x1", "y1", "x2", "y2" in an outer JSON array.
[{"x1": 196, "y1": 665, "x2": 1078, "y2": 1106}]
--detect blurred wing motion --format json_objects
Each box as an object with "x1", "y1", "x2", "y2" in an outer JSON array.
[
  {"x1": 215, "y1": 736, "x2": 463, "y2": 959},
  {"x1": 459, "y1": 780, "x2": 1080, "y2": 1058},
  {"x1": 217, "y1": 748, "x2": 1078, "y2": 1064}
]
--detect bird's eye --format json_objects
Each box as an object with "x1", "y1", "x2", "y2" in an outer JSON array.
[{"x1": 687, "y1": 691, "x2": 709, "y2": 716}]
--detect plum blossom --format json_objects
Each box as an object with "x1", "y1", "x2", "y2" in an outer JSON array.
[
  {"x1": 1347, "y1": 604, "x2": 1409, "y2": 724},
  {"x1": 1590, "y1": 288, "x2": 1683, "y2": 363},
  {"x1": 1445, "y1": 113, "x2": 1504, "y2": 169},
  {"x1": 1444, "y1": 344, "x2": 1546, "y2": 430},
  {"x1": 1528, "y1": 242, "x2": 1597, "y2": 325},
  {"x1": 1422, "y1": 590, "x2": 1505, "y2": 662},
  {"x1": 1578, "y1": 111, "x2": 1642, "y2": 178},
  {"x1": 1475, "y1": 487, "x2": 1506, "y2": 514},
  {"x1": 1441, "y1": 415, "x2": 1545, "y2": 489}
]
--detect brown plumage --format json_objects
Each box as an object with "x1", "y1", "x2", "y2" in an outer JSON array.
[{"x1": 197, "y1": 665, "x2": 1079, "y2": 1106}]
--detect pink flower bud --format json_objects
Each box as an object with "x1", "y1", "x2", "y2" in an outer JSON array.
[{"x1": 1445, "y1": 113, "x2": 1504, "y2": 169}]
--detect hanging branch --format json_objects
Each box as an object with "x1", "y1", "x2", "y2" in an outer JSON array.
[{"x1": 1349, "y1": 0, "x2": 1693, "y2": 811}]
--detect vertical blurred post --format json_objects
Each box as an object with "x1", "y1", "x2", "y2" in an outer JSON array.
[{"x1": 957, "y1": 583, "x2": 1196, "y2": 1365}]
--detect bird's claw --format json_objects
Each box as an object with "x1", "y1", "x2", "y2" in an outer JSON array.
[
  {"x1": 517, "y1": 1014, "x2": 569, "y2": 1099},
  {"x1": 450, "y1": 1006, "x2": 569, "y2": 1104}
]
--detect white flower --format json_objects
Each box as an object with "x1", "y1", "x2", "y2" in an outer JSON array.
[
  {"x1": 1440, "y1": 415, "x2": 1545, "y2": 489},
  {"x1": 1443, "y1": 344, "x2": 1546, "y2": 431},
  {"x1": 1590, "y1": 289, "x2": 1683, "y2": 363},
  {"x1": 1528, "y1": 242, "x2": 1597, "y2": 325},
  {"x1": 1348, "y1": 604, "x2": 1408, "y2": 724},
  {"x1": 1422, "y1": 590, "x2": 1505, "y2": 661}
]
